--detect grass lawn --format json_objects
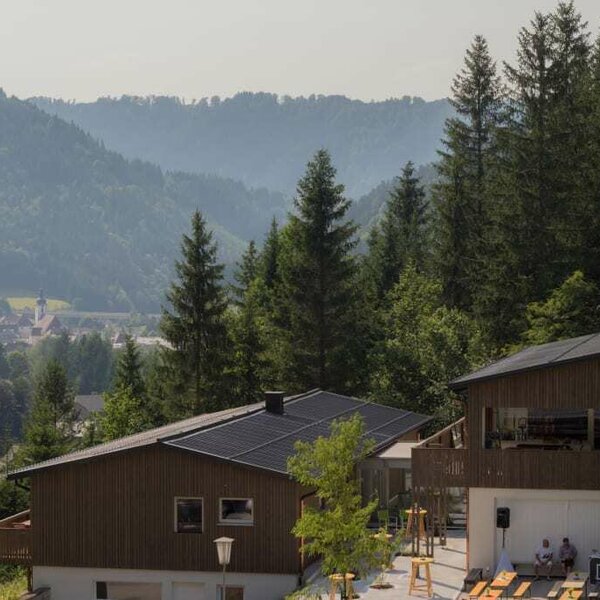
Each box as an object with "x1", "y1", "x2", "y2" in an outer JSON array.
[
  {"x1": 6, "y1": 297, "x2": 70, "y2": 312},
  {"x1": 0, "y1": 572, "x2": 27, "y2": 600}
]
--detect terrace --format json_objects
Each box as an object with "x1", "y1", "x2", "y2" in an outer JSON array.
[{"x1": 411, "y1": 417, "x2": 468, "y2": 488}]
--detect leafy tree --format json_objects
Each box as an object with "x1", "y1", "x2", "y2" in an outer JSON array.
[
  {"x1": 0, "y1": 381, "x2": 19, "y2": 440},
  {"x1": 275, "y1": 150, "x2": 359, "y2": 392},
  {"x1": 520, "y1": 271, "x2": 600, "y2": 346},
  {"x1": 0, "y1": 345, "x2": 9, "y2": 379},
  {"x1": 368, "y1": 162, "x2": 428, "y2": 299},
  {"x1": 7, "y1": 352, "x2": 29, "y2": 381},
  {"x1": 101, "y1": 387, "x2": 153, "y2": 440},
  {"x1": 434, "y1": 34, "x2": 502, "y2": 310},
  {"x1": 287, "y1": 415, "x2": 378, "y2": 577},
  {"x1": 114, "y1": 335, "x2": 145, "y2": 399},
  {"x1": 369, "y1": 264, "x2": 477, "y2": 426},
  {"x1": 160, "y1": 210, "x2": 230, "y2": 417},
  {"x1": 72, "y1": 332, "x2": 114, "y2": 394}
]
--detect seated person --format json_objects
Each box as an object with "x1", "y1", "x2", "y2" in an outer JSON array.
[
  {"x1": 559, "y1": 537, "x2": 577, "y2": 575},
  {"x1": 535, "y1": 538, "x2": 554, "y2": 580}
]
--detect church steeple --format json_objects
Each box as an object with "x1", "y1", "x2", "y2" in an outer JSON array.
[{"x1": 35, "y1": 289, "x2": 47, "y2": 324}]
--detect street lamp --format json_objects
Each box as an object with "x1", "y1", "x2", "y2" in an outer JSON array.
[{"x1": 214, "y1": 537, "x2": 234, "y2": 600}]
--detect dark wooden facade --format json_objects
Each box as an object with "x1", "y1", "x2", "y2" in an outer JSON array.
[
  {"x1": 31, "y1": 444, "x2": 305, "y2": 574},
  {"x1": 413, "y1": 357, "x2": 600, "y2": 490}
]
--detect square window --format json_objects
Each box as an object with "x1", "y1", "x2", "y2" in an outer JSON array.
[
  {"x1": 217, "y1": 585, "x2": 244, "y2": 600},
  {"x1": 96, "y1": 582, "x2": 161, "y2": 600},
  {"x1": 219, "y1": 498, "x2": 253, "y2": 525},
  {"x1": 175, "y1": 497, "x2": 203, "y2": 533}
]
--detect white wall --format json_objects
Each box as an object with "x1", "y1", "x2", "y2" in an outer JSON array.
[
  {"x1": 469, "y1": 488, "x2": 600, "y2": 571},
  {"x1": 33, "y1": 566, "x2": 298, "y2": 600}
]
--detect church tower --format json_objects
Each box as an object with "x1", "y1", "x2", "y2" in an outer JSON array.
[{"x1": 35, "y1": 289, "x2": 47, "y2": 324}]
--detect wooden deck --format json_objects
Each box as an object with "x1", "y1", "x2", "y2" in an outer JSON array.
[{"x1": 0, "y1": 510, "x2": 32, "y2": 566}]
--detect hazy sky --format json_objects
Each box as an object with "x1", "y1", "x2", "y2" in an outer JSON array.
[{"x1": 2, "y1": 1, "x2": 600, "y2": 103}]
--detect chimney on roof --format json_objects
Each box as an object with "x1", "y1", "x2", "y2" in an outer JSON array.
[{"x1": 265, "y1": 391, "x2": 284, "y2": 415}]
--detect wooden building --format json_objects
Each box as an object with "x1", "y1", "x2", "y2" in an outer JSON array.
[
  {"x1": 412, "y1": 333, "x2": 600, "y2": 573},
  {"x1": 0, "y1": 390, "x2": 430, "y2": 600}
]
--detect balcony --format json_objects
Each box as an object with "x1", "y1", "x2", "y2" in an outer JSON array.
[
  {"x1": 0, "y1": 510, "x2": 32, "y2": 565},
  {"x1": 412, "y1": 418, "x2": 468, "y2": 488}
]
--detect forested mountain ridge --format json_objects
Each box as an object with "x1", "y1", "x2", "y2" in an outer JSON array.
[
  {"x1": 0, "y1": 91, "x2": 288, "y2": 311},
  {"x1": 31, "y1": 93, "x2": 452, "y2": 197}
]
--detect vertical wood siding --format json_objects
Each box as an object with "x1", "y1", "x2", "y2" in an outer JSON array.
[
  {"x1": 466, "y1": 358, "x2": 600, "y2": 489},
  {"x1": 31, "y1": 445, "x2": 303, "y2": 573}
]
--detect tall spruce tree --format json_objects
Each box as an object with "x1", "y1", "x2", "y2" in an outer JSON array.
[
  {"x1": 114, "y1": 334, "x2": 145, "y2": 399},
  {"x1": 229, "y1": 240, "x2": 271, "y2": 403},
  {"x1": 33, "y1": 359, "x2": 75, "y2": 428},
  {"x1": 231, "y1": 240, "x2": 259, "y2": 305},
  {"x1": 20, "y1": 360, "x2": 75, "y2": 464},
  {"x1": 434, "y1": 35, "x2": 502, "y2": 310},
  {"x1": 476, "y1": 4, "x2": 592, "y2": 347},
  {"x1": 276, "y1": 150, "x2": 358, "y2": 391},
  {"x1": 368, "y1": 162, "x2": 428, "y2": 299},
  {"x1": 261, "y1": 218, "x2": 280, "y2": 292},
  {"x1": 160, "y1": 210, "x2": 230, "y2": 417}
]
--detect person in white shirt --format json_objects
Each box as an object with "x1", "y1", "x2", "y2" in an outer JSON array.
[{"x1": 535, "y1": 538, "x2": 554, "y2": 580}]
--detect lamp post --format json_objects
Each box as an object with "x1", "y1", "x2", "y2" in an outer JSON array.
[{"x1": 214, "y1": 537, "x2": 234, "y2": 600}]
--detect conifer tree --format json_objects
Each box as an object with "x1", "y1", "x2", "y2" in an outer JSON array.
[
  {"x1": 230, "y1": 280, "x2": 270, "y2": 404},
  {"x1": 276, "y1": 150, "x2": 358, "y2": 391},
  {"x1": 368, "y1": 162, "x2": 428, "y2": 298},
  {"x1": 261, "y1": 218, "x2": 281, "y2": 292},
  {"x1": 434, "y1": 35, "x2": 502, "y2": 309},
  {"x1": 20, "y1": 360, "x2": 74, "y2": 464},
  {"x1": 232, "y1": 240, "x2": 259, "y2": 305},
  {"x1": 114, "y1": 334, "x2": 145, "y2": 399},
  {"x1": 33, "y1": 359, "x2": 75, "y2": 428},
  {"x1": 160, "y1": 210, "x2": 230, "y2": 417}
]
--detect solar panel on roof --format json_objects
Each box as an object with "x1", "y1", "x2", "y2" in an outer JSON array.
[{"x1": 166, "y1": 390, "x2": 430, "y2": 474}]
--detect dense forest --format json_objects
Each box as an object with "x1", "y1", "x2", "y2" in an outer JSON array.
[
  {"x1": 32, "y1": 94, "x2": 452, "y2": 197},
  {"x1": 0, "y1": 92, "x2": 289, "y2": 311}
]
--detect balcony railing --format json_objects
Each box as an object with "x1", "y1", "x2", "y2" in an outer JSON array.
[
  {"x1": 0, "y1": 509, "x2": 32, "y2": 565},
  {"x1": 412, "y1": 417, "x2": 468, "y2": 488}
]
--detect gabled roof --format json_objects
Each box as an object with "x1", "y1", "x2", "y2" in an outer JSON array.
[
  {"x1": 9, "y1": 390, "x2": 430, "y2": 479},
  {"x1": 165, "y1": 390, "x2": 430, "y2": 474},
  {"x1": 8, "y1": 401, "x2": 265, "y2": 479},
  {"x1": 450, "y1": 332, "x2": 600, "y2": 390}
]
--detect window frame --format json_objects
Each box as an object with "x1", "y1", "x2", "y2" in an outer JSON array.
[
  {"x1": 174, "y1": 496, "x2": 204, "y2": 534},
  {"x1": 218, "y1": 497, "x2": 254, "y2": 526},
  {"x1": 95, "y1": 581, "x2": 162, "y2": 600},
  {"x1": 217, "y1": 584, "x2": 245, "y2": 600}
]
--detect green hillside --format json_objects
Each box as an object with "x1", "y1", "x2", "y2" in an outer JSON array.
[
  {"x1": 0, "y1": 91, "x2": 288, "y2": 312},
  {"x1": 32, "y1": 93, "x2": 452, "y2": 197}
]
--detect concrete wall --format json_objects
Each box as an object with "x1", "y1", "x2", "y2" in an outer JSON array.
[
  {"x1": 468, "y1": 488, "x2": 600, "y2": 571},
  {"x1": 33, "y1": 567, "x2": 298, "y2": 600}
]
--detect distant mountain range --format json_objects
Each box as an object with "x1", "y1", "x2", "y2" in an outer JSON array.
[
  {"x1": 0, "y1": 91, "x2": 287, "y2": 312},
  {"x1": 0, "y1": 91, "x2": 449, "y2": 312},
  {"x1": 32, "y1": 93, "x2": 451, "y2": 197}
]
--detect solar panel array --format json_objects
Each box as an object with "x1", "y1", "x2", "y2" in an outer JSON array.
[
  {"x1": 166, "y1": 390, "x2": 430, "y2": 474},
  {"x1": 451, "y1": 332, "x2": 600, "y2": 388}
]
